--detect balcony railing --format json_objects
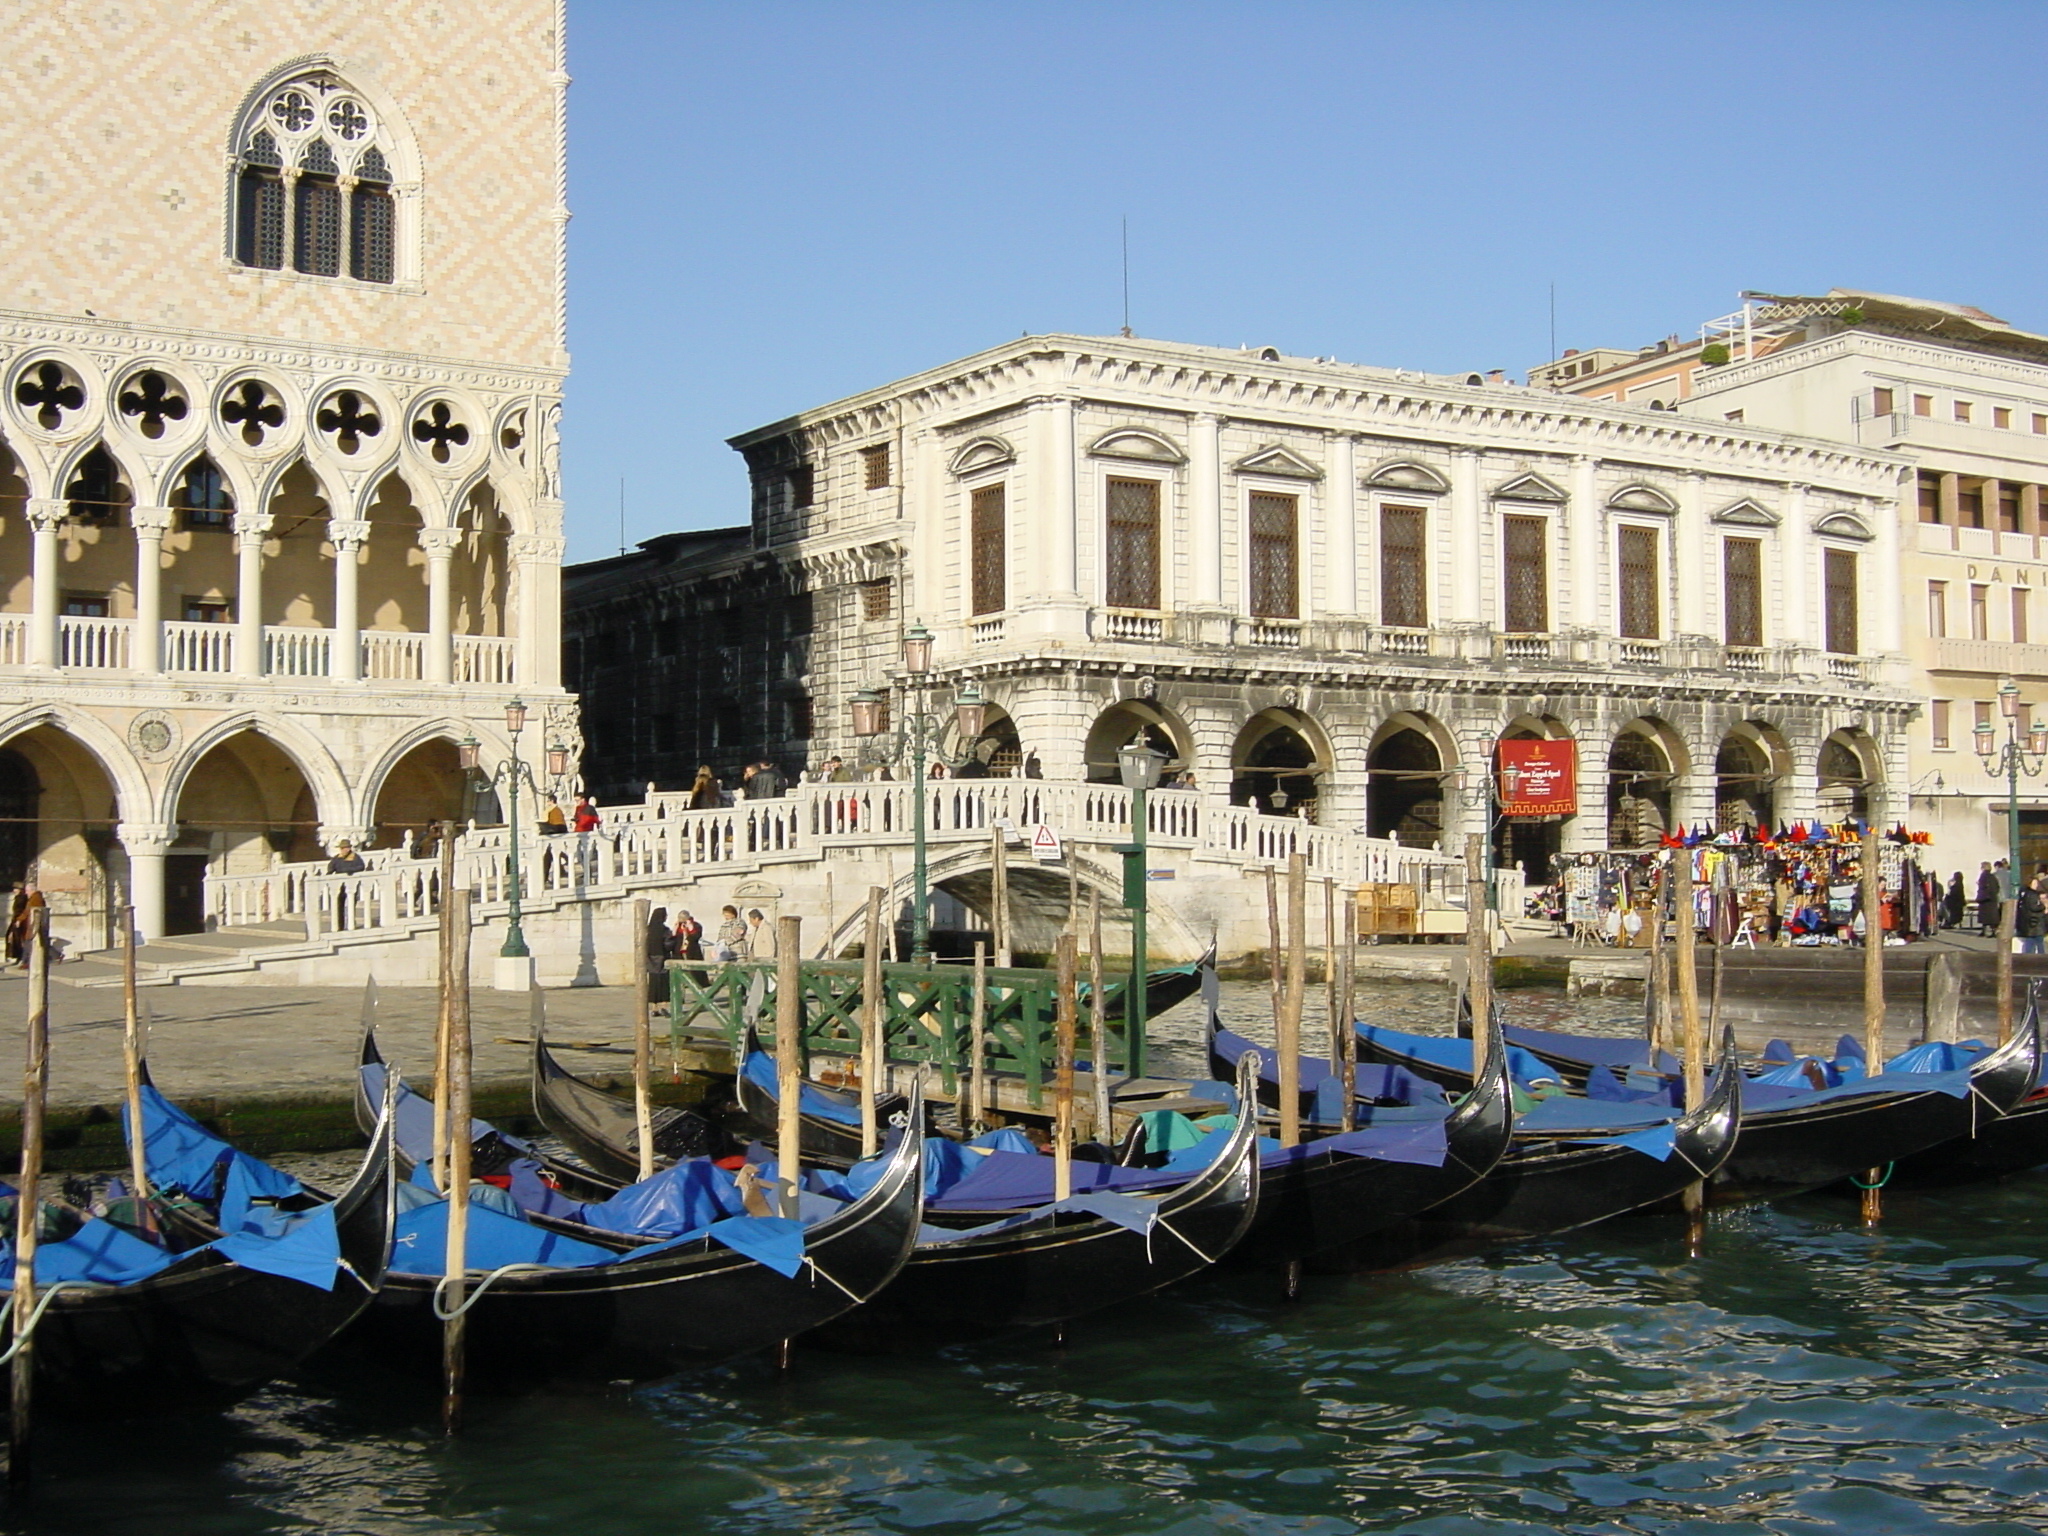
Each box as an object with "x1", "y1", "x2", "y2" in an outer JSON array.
[
  {"x1": 1101, "y1": 612, "x2": 1163, "y2": 642},
  {"x1": 1378, "y1": 629, "x2": 1429, "y2": 656},
  {"x1": 454, "y1": 635, "x2": 516, "y2": 685},
  {"x1": 1243, "y1": 620, "x2": 1302, "y2": 648},
  {"x1": 164, "y1": 621, "x2": 235, "y2": 674},
  {"x1": 970, "y1": 617, "x2": 1005, "y2": 645},
  {"x1": 1827, "y1": 655, "x2": 1866, "y2": 683},
  {"x1": 362, "y1": 633, "x2": 425, "y2": 681},
  {"x1": 266, "y1": 627, "x2": 333, "y2": 678},
  {"x1": 1499, "y1": 634, "x2": 1553, "y2": 662},
  {"x1": 1617, "y1": 641, "x2": 1662, "y2": 667},
  {"x1": 60, "y1": 615, "x2": 131, "y2": 670}
]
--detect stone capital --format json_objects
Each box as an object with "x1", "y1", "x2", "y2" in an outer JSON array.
[
  {"x1": 417, "y1": 525, "x2": 464, "y2": 557},
  {"x1": 131, "y1": 505, "x2": 176, "y2": 536},
  {"x1": 25, "y1": 498, "x2": 65, "y2": 533},
  {"x1": 116, "y1": 822, "x2": 178, "y2": 853},
  {"x1": 232, "y1": 511, "x2": 275, "y2": 546},
  {"x1": 509, "y1": 534, "x2": 565, "y2": 563},
  {"x1": 326, "y1": 518, "x2": 373, "y2": 552}
]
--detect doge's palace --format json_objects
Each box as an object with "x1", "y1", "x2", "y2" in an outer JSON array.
[{"x1": 0, "y1": 1, "x2": 574, "y2": 951}]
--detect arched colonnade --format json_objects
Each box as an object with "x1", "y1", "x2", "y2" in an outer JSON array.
[{"x1": 0, "y1": 709, "x2": 537, "y2": 946}]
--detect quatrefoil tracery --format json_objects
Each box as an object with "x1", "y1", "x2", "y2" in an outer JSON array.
[
  {"x1": 16, "y1": 361, "x2": 85, "y2": 432},
  {"x1": 117, "y1": 371, "x2": 189, "y2": 439},
  {"x1": 316, "y1": 390, "x2": 382, "y2": 456},
  {"x1": 221, "y1": 380, "x2": 285, "y2": 447},
  {"x1": 411, "y1": 400, "x2": 471, "y2": 465}
]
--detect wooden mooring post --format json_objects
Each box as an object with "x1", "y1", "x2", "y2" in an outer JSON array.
[
  {"x1": 1860, "y1": 825, "x2": 1887, "y2": 1226},
  {"x1": 10, "y1": 908, "x2": 49, "y2": 1489}
]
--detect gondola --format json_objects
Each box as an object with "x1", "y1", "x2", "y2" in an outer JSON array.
[
  {"x1": 1340, "y1": 1034, "x2": 1745, "y2": 1269},
  {"x1": 807, "y1": 1051, "x2": 1263, "y2": 1350},
  {"x1": 9, "y1": 1069, "x2": 399, "y2": 1416},
  {"x1": 1359, "y1": 1006, "x2": 2044, "y2": 1204},
  {"x1": 1201, "y1": 988, "x2": 1516, "y2": 1266},
  {"x1": 716, "y1": 948, "x2": 1218, "y2": 1171},
  {"x1": 352, "y1": 1029, "x2": 928, "y2": 1390}
]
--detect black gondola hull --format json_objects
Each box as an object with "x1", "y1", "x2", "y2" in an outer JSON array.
[
  {"x1": 13, "y1": 1101, "x2": 396, "y2": 1416},
  {"x1": 1889, "y1": 1092, "x2": 2048, "y2": 1184}
]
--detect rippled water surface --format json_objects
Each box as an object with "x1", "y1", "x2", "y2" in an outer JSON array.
[{"x1": 12, "y1": 984, "x2": 2047, "y2": 1535}]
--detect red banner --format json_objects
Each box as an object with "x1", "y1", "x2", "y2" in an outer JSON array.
[{"x1": 1498, "y1": 738, "x2": 1576, "y2": 817}]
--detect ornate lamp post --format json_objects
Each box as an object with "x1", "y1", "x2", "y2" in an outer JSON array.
[
  {"x1": 1117, "y1": 742, "x2": 1165, "y2": 1079},
  {"x1": 1451, "y1": 756, "x2": 1523, "y2": 931},
  {"x1": 459, "y1": 700, "x2": 571, "y2": 969},
  {"x1": 1974, "y1": 677, "x2": 2048, "y2": 890},
  {"x1": 848, "y1": 623, "x2": 988, "y2": 963}
]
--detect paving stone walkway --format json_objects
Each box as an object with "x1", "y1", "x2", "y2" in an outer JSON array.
[{"x1": 0, "y1": 975, "x2": 644, "y2": 1108}]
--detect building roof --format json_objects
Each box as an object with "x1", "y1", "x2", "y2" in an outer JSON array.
[{"x1": 563, "y1": 526, "x2": 753, "y2": 606}]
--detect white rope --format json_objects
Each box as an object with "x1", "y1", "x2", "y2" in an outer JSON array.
[
  {"x1": 430, "y1": 1263, "x2": 557, "y2": 1321},
  {"x1": 0, "y1": 1281, "x2": 101, "y2": 1363}
]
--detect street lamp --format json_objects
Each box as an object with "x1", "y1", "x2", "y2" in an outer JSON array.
[
  {"x1": 458, "y1": 697, "x2": 548, "y2": 966},
  {"x1": 848, "y1": 625, "x2": 988, "y2": 962},
  {"x1": 1117, "y1": 742, "x2": 1165, "y2": 1080},
  {"x1": 1974, "y1": 677, "x2": 2048, "y2": 893},
  {"x1": 1450, "y1": 755, "x2": 1523, "y2": 936}
]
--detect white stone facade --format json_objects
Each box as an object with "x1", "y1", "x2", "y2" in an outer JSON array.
[
  {"x1": 0, "y1": 2, "x2": 573, "y2": 953},
  {"x1": 708, "y1": 335, "x2": 1916, "y2": 879}
]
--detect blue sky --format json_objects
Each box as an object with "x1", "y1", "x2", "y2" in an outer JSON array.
[{"x1": 563, "y1": 1, "x2": 2048, "y2": 559}]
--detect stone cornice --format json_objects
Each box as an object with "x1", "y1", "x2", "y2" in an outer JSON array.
[
  {"x1": 1691, "y1": 329, "x2": 2048, "y2": 399},
  {"x1": 0, "y1": 308, "x2": 564, "y2": 396},
  {"x1": 734, "y1": 334, "x2": 1907, "y2": 498}
]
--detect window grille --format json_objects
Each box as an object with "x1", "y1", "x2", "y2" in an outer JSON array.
[
  {"x1": 349, "y1": 183, "x2": 394, "y2": 283},
  {"x1": 862, "y1": 444, "x2": 892, "y2": 490},
  {"x1": 294, "y1": 157, "x2": 343, "y2": 278},
  {"x1": 970, "y1": 485, "x2": 1006, "y2": 616},
  {"x1": 1248, "y1": 493, "x2": 1298, "y2": 619},
  {"x1": 1723, "y1": 538, "x2": 1762, "y2": 647},
  {"x1": 1824, "y1": 549, "x2": 1858, "y2": 655},
  {"x1": 1104, "y1": 478, "x2": 1160, "y2": 610},
  {"x1": 860, "y1": 579, "x2": 893, "y2": 621},
  {"x1": 1379, "y1": 504, "x2": 1427, "y2": 628},
  {"x1": 236, "y1": 131, "x2": 285, "y2": 269},
  {"x1": 1502, "y1": 515, "x2": 1547, "y2": 633},
  {"x1": 1617, "y1": 525, "x2": 1659, "y2": 640}
]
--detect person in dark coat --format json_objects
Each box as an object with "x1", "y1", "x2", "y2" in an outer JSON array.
[
  {"x1": 2019, "y1": 879, "x2": 2048, "y2": 955},
  {"x1": 1944, "y1": 871, "x2": 1967, "y2": 930},
  {"x1": 1977, "y1": 861, "x2": 2003, "y2": 936}
]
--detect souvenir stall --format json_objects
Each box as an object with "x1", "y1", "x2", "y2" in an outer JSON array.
[{"x1": 1554, "y1": 822, "x2": 1940, "y2": 947}]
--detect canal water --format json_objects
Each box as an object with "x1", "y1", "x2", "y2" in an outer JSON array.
[{"x1": 11, "y1": 984, "x2": 2046, "y2": 1534}]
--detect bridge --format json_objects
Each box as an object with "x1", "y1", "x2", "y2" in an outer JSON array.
[{"x1": 62, "y1": 779, "x2": 1461, "y2": 988}]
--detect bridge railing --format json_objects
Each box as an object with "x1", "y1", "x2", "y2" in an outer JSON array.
[{"x1": 198, "y1": 779, "x2": 1449, "y2": 936}]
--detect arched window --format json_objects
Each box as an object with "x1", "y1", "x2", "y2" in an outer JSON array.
[
  {"x1": 64, "y1": 446, "x2": 129, "y2": 526},
  {"x1": 232, "y1": 70, "x2": 405, "y2": 286}
]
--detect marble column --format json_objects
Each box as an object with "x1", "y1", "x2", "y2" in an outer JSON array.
[
  {"x1": 232, "y1": 511, "x2": 274, "y2": 678},
  {"x1": 1675, "y1": 474, "x2": 1706, "y2": 640},
  {"x1": 1190, "y1": 414, "x2": 1224, "y2": 607},
  {"x1": 130, "y1": 506, "x2": 173, "y2": 675},
  {"x1": 1781, "y1": 484, "x2": 1810, "y2": 651},
  {"x1": 27, "y1": 498, "x2": 62, "y2": 669},
  {"x1": 1569, "y1": 455, "x2": 1600, "y2": 630},
  {"x1": 327, "y1": 519, "x2": 370, "y2": 682},
  {"x1": 511, "y1": 528, "x2": 566, "y2": 688},
  {"x1": 1448, "y1": 451, "x2": 1482, "y2": 626},
  {"x1": 118, "y1": 822, "x2": 175, "y2": 947},
  {"x1": 419, "y1": 526, "x2": 462, "y2": 685},
  {"x1": 1325, "y1": 433, "x2": 1358, "y2": 615}
]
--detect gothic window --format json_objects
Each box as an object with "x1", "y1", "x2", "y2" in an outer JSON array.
[
  {"x1": 1379, "y1": 504, "x2": 1427, "y2": 628},
  {"x1": 1617, "y1": 525, "x2": 1660, "y2": 639},
  {"x1": 348, "y1": 147, "x2": 394, "y2": 284},
  {"x1": 1104, "y1": 477, "x2": 1160, "y2": 610},
  {"x1": 294, "y1": 141, "x2": 343, "y2": 277},
  {"x1": 1502, "y1": 515, "x2": 1548, "y2": 633},
  {"x1": 233, "y1": 71, "x2": 405, "y2": 286},
  {"x1": 970, "y1": 484, "x2": 1006, "y2": 616},
  {"x1": 1723, "y1": 538, "x2": 1763, "y2": 647},
  {"x1": 1248, "y1": 492, "x2": 1298, "y2": 620},
  {"x1": 1824, "y1": 549, "x2": 1859, "y2": 655},
  {"x1": 171, "y1": 458, "x2": 234, "y2": 530}
]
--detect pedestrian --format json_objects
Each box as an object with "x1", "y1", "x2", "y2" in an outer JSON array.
[
  {"x1": 1943, "y1": 871, "x2": 1966, "y2": 929},
  {"x1": 673, "y1": 909, "x2": 703, "y2": 962},
  {"x1": 688, "y1": 765, "x2": 721, "y2": 810},
  {"x1": 714, "y1": 904, "x2": 747, "y2": 961},
  {"x1": 326, "y1": 839, "x2": 366, "y2": 876},
  {"x1": 746, "y1": 907, "x2": 772, "y2": 957},
  {"x1": 572, "y1": 794, "x2": 601, "y2": 832},
  {"x1": 927, "y1": 760, "x2": 947, "y2": 780},
  {"x1": 824, "y1": 755, "x2": 854, "y2": 783},
  {"x1": 2021, "y1": 878, "x2": 2048, "y2": 955},
  {"x1": 1976, "y1": 861, "x2": 2002, "y2": 936},
  {"x1": 541, "y1": 795, "x2": 567, "y2": 835},
  {"x1": 3, "y1": 882, "x2": 30, "y2": 968},
  {"x1": 751, "y1": 758, "x2": 786, "y2": 798}
]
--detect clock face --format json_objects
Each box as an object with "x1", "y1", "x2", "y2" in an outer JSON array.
[{"x1": 135, "y1": 719, "x2": 172, "y2": 755}]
